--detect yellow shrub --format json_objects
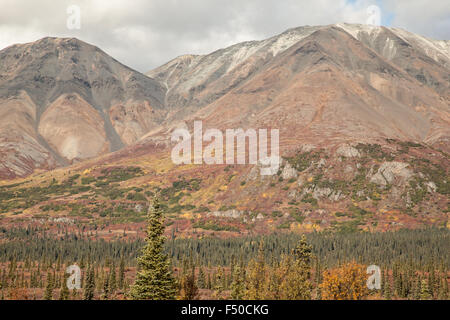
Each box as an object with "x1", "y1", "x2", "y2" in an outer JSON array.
[{"x1": 320, "y1": 261, "x2": 369, "y2": 300}]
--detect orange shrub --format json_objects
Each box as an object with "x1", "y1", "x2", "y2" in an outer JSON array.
[{"x1": 319, "y1": 261, "x2": 369, "y2": 300}]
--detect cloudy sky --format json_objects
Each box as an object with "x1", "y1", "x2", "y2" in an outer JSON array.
[{"x1": 0, "y1": 0, "x2": 448, "y2": 72}]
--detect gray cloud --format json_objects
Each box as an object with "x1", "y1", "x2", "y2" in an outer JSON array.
[
  {"x1": 0, "y1": 0, "x2": 448, "y2": 73},
  {"x1": 385, "y1": 0, "x2": 450, "y2": 40}
]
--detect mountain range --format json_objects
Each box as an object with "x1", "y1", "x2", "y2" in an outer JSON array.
[
  {"x1": 0, "y1": 23, "x2": 448, "y2": 234},
  {"x1": 0, "y1": 23, "x2": 449, "y2": 179}
]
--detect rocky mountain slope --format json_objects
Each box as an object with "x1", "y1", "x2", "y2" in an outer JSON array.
[
  {"x1": 0, "y1": 23, "x2": 448, "y2": 235},
  {"x1": 146, "y1": 24, "x2": 449, "y2": 153},
  {"x1": 0, "y1": 37, "x2": 165, "y2": 178},
  {"x1": 0, "y1": 23, "x2": 449, "y2": 186},
  {"x1": 0, "y1": 137, "x2": 447, "y2": 236}
]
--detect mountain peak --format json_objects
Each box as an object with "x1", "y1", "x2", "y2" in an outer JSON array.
[
  {"x1": 0, "y1": 36, "x2": 167, "y2": 178},
  {"x1": 0, "y1": 25, "x2": 449, "y2": 179}
]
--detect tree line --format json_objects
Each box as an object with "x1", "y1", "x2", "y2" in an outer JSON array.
[{"x1": 0, "y1": 198, "x2": 448, "y2": 300}]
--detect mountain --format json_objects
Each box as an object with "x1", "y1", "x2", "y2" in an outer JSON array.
[
  {"x1": 0, "y1": 24, "x2": 448, "y2": 235},
  {"x1": 1, "y1": 25, "x2": 449, "y2": 180},
  {"x1": 146, "y1": 23, "x2": 449, "y2": 152},
  {"x1": 0, "y1": 37, "x2": 166, "y2": 178}
]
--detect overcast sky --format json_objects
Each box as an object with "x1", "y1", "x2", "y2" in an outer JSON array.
[{"x1": 0, "y1": 0, "x2": 448, "y2": 72}]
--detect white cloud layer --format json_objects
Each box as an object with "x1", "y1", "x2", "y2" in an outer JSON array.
[{"x1": 0, "y1": 0, "x2": 448, "y2": 72}]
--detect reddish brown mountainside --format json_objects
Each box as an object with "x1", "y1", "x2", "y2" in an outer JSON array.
[
  {"x1": 0, "y1": 23, "x2": 449, "y2": 184},
  {"x1": 146, "y1": 24, "x2": 449, "y2": 154},
  {"x1": 0, "y1": 37, "x2": 165, "y2": 178}
]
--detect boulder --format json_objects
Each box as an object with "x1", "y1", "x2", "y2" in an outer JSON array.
[
  {"x1": 370, "y1": 161, "x2": 413, "y2": 186},
  {"x1": 281, "y1": 162, "x2": 298, "y2": 180},
  {"x1": 312, "y1": 187, "x2": 332, "y2": 199},
  {"x1": 208, "y1": 209, "x2": 243, "y2": 219},
  {"x1": 425, "y1": 181, "x2": 437, "y2": 193},
  {"x1": 336, "y1": 144, "x2": 360, "y2": 158}
]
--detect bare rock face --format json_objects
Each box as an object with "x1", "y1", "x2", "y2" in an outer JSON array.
[
  {"x1": 301, "y1": 144, "x2": 316, "y2": 152},
  {"x1": 0, "y1": 37, "x2": 165, "y2": 177},
  {"x1": 246, "y1": 166, "x2": 260, "y2": 182},
  {"x1": 207, "y1": 210, "x2": 243, "y2": 219},
  {"x1": 312, "y1": 187, "x2": 333, "y2": 200},
  {"x1": 147, "y1": 24, "x2": 449, "y2": 156},
  {"x1": 1, "y1": 23, "x2": 449, "y2": 179},
  {"x1": 0, "y1": 91, "x2": 57, "y2": 177},
  {"x1": 0, "y1": 132, "x2": 55, "y2": 178},
  {"x1": 336, "y1": 145, "x2": 361, "y2": 158},
  {"x1": 38, "y1": 93, "x2": 109, "y2": 161},
  {"x1": 328, "y1": 190, "x2": 344, "y2": 202},
  {"x1": 246, "y1": 157, "x2": 282, "y2": 181},
  {"x1": 425, "y1": 181, "x2": 437, "y2": 193},
  {"x1": 109, "y1": 100, "x2": 165, "y2": 145},
  {"x1": 281, "y1": 162, "x2": 298, "y2": 180},
  {"x1": 370, "y1": 162, "x2": 413, "y2": 186}
]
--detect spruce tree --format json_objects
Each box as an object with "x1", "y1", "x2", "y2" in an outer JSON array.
[
  {"x1": 197, "y1": 267, "x2": 206, "y2": 289},
  {"x1": 380, "y1": 269, "x2": 385, "y2": 293},
  {"x1": 213, "y1": 267, "x2": 224, "y2": 300},
  {"x1": 180, "y1": 266, "x2": 198, "y2": 300},
  {"x1": 443, "y1": 275, "x2": 449, "y2": 298},
  {"x1": 413, "y1": 276, "x2": 421, "y2": 300},
  {"x1": 384, "y1": 273, "x2": 391, "y2": 300},
  {"x1": 129, "y1": 197, "x2": 177, "y2": 300},
  {"x1": 83, "y1": 266, "x2": 95, "y2": 300},
  {"x1": 109, "y1": 264, "x2": 117, "y2": 294},
  {"x1": 437, "y1": 278, "x2": 447, "y2": 300},
  {"x1": 245, "y1": 241, "x2": 267, "y2": 299},
  {"x1": 58, "y1": 272, "x2": 70, "y2": 300},
  {"x1": 118, "y1": 257, "x2": 125, "y2": 290},
  {"x1": 279, "y1": 236, "x2": 313, "y2": 300},
  {"x1": 71, "y1": 288, "x2": 78, "y2": 300},
  {"x1": 420, "y1": 279, "x2": 431, "y2": 300},
  {"x1": 265, "y1": 259, "x2": 283, "y2": 299},
  {"x1": 44, "y1": 272, "x2": 53, "y2": 300},
  {"x1": 230, "y1": 266, "x2": 245, "y2": 300},
  {"x1": 101, "y1": 275, "x2": 109, "y2": 300},
  {"x1": 207, "y1": 273, "x2": 212, "y2": 290}
]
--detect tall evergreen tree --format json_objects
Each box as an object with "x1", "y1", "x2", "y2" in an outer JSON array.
[
  {"x1": 44, "y1": 272, "x2": 53, "y2": 300},
  {"x1": 180, "y1": 266, "x2": 198, "y2": 300},
  {"x1": 443, "y1": 275, "x2": 449, "y2": 299},
  {"x1": 207, "y1": 273, "x2": 212, "y2": 290},
  {"x1": 71, "y1": 288, "x2": 78, "y2": 300},
  {"x1": 83, "y1": 266, "x2": 95, "y2": 300},
  {"x1": 109, "y1": 264, "x2": 117, "y2": 294},
  {"x1": 420, "y1": 279, "x2": 431, "y2": 300},
  {"x1": 58, "y1": 272, "x2": 70, "y2": 300},
  {"x1": 245, "y1": 241, "x2": 267, "y2": 299},
  {"x1": 129, "y1": 197, "x2": 177, "y2": 300},
  {"x1": 118, "y1": 257, "x2": 125, "y2": 290},
  {"x1": 101, "y1": 275, "x2": 109, "y2": 300},
  {"x1": 384, "y1": 277, "x2": 391, "y2": 300},
  {"x1": 230, "y1": 265, "x2": 245, "y2": 300},
  {"x1": 197, "y1": 267, "x2": 206, "y2": 289},
  {"x1": 437, "y1": 278, "x2": 447, "y2": 300},
  {"x1": 213, "y1": 267, "x2": 225, "y2": 300},
  {"x1": 413, "y1": 275, "x2": 421, "y2": 300},
  {"x1": 279, "y1": 236, "x2": 313, "y2": 300}
]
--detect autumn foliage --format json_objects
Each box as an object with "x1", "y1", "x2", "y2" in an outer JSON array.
[{"x1": 319, "y1": 261, "x2": 369, "y2": 300}]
